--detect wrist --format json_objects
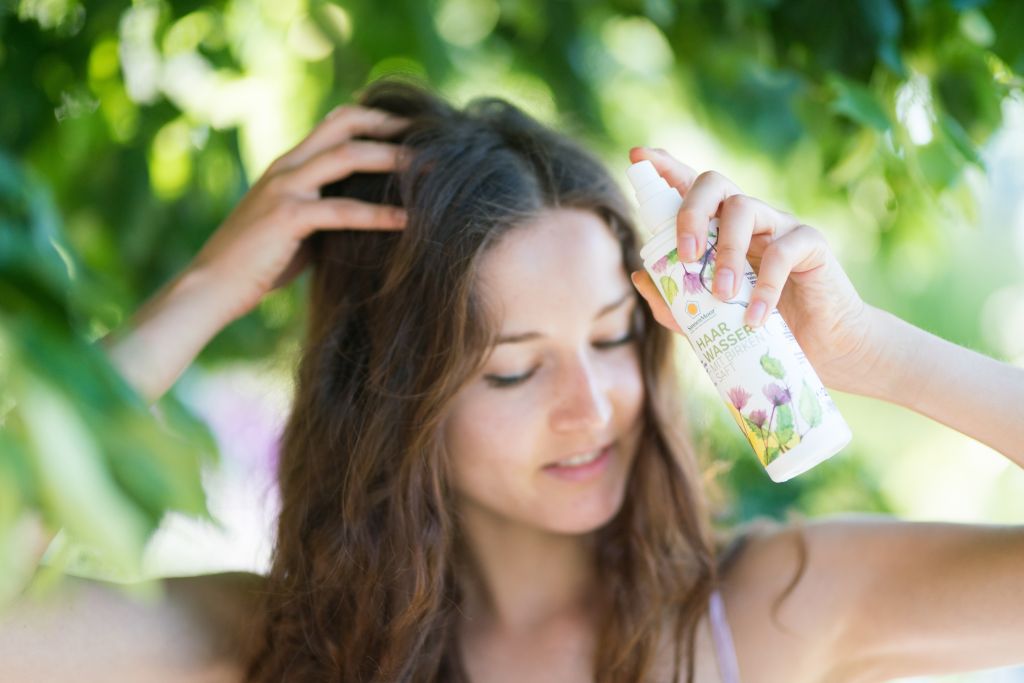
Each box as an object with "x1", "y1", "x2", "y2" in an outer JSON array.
[
  {"x1": 177, "y1": 261, "x2": 248, "y2": 327},
  {"x1": 848, "y1": 306, "x2": 931, "y2": 407},
  {"x1": 102, "y1": 264, "x2": 238, "y2": 404}
]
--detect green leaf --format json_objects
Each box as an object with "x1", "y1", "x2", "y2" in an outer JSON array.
[
  {"x1": 776, "y1": 403, "x2": 794, "y2": 432},
  {"x1": 660, "y1": 275, "x2": 679, "y2": 305},
  {"x1": 829, "y1": 75, "x2": 892, "y2": 132},
  {"x1": 918, "y1": 138, "x2": 962, "y2": 191},
  {"x1": 938, "y1": 111, "x2": 983, "y2": 166},
  {"x1": 798, "y1": 378, "x2": 823, "y2": 429},
  {"x1": 666, "y1": 248, "x2": 679, "y2": 265},
  {"x1": 18, "y1": 377, "x2": 150, "y2": 574},
  {"x1": 760, "y1": 353, "x2": 786, "y2": 379},
  {"x1": 743, "y1": 415, "x2": 763, "y2": 434}
]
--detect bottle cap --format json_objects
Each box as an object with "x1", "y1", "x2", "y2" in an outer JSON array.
[{"x1": 626, "y1": 160, "x2": 683, "y2": 235}]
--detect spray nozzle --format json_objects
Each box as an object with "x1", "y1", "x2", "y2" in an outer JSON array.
[{"x1": 626, "y1": 160, "x2": 683, "y2": 235}]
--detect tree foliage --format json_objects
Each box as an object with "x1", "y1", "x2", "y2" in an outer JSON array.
[{"x1": 0, "y1": 0, "x2": 1020, "y2": 590}]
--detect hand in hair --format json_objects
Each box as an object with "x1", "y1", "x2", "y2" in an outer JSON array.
[
  {"x1": 100, "y1": 105, "x2": 409, "y2": 405},
  {"x1": 190, "y1": 104, "x2": 411, "y2": 323}
]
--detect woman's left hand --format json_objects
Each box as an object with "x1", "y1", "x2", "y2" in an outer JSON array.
[{"x1": 628, "y1": 146, "x2": 879, "y2": 395}]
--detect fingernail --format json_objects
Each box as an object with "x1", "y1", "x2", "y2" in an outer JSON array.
[
  {"x1": 680, "y1": 235, "x2": 697, "y2": 262},
  {"x1": 714, "y1": 268, "x2": 734, "y2": 300},
  {"x1": 747, "y1": 300, "x2": 767, "y2": 327}
]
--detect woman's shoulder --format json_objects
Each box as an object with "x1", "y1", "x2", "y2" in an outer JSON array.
[
  {"x1": 0, "y1": 570, "x2": 266, "y2": 683},
  {"x1": 165, "y1": 570, "x2": 267, "y2": 659},
  {"x1": 715, "y1": 514, "x2": 902, "y2": 683}
]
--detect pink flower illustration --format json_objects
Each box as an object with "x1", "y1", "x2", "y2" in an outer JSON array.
[
  {"x1": 749, "y1": 408, "x2": 768, "y2": 428},
  {"x1": 727, "y1": 386, "x2": 751, "y2": 411},
  {"x1": 652, "y1": 255, "x2": 669, "y2": 273},
  {"x1": 683, "y1": 271, "x2": 703, "y2": 294},
  {"x1": 763, "y1": 383, "x2": 792, "y2": 406}
]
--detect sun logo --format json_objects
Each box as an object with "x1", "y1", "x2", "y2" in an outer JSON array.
[{"x1": 684, "y1": 300, "x2": 700, "y2": 317}]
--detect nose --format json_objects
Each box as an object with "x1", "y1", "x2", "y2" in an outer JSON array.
[{"x1": 549, "y1": 352, "x2": 613, "y2": 434}]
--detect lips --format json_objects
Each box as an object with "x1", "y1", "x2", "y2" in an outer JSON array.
[
  {"x1": 542, "y1": 443, "x2": 614, "y2": 482},
  {"x1": 544, "y1": 440, "x2": 615, "y2": 469}
]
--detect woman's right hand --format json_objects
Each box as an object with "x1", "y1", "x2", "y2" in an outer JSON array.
[
  {"x1": 102, "y1": 105, "x2": 410, "y2": 405},
  {"x1": 189, "y1": 104, "x2": 411, "y2": 323}
]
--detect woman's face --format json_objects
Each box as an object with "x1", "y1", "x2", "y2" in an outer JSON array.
[{"x1": 443, "y1": 207, "x2": 646, "y2": 535}]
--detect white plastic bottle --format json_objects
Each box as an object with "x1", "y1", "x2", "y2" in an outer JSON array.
[{"x1": 626, "y1": 160, "x2": 852, "y2": 482}]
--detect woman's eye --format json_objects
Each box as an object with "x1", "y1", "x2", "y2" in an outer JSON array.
[
  {"x1": 484, "y1": 332, "x2": 634, "y2": 389},
  {"x1": 593, "y1": 331, "x2": 635, "y2": 349},
  {"x1": 485, "y1": 367, "x2": 538, "y2": 388}
]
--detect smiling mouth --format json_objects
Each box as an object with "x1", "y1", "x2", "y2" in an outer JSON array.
[{"x1": 544, "y1": 442, "x2": 615, "y2": 469}]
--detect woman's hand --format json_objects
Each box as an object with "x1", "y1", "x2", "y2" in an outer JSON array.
[
  {"x1": 627, "y1": 146, "x2": 879, "y2": 395},
  {"x1": 102, "y1": 105, "x2": 410, "y2": 405},
  {"x1": 190, "y1": 104, "x2": 411, "y2": 323}
]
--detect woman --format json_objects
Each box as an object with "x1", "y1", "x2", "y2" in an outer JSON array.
[{"x1": 4, "y1": 79, "x2": 1023, "y2": 682}]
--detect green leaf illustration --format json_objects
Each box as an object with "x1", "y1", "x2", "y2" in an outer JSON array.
[
  {"x1": 765, "y1": 444, "x2": 781, "y2": 464},
  {"x1": 667, "y1": 248, "x2": 679, "y2": 265},
  {"x1": 760, "y1": 353, "x2": 786, "y2": 379},
  {"x1": 799, "y1": 378, "x2": 823, "y2": 429},
  {"x1": 776, "y1": 403, "x2": 794, "y2": 431},
  {"x1": 660, "y1": 275, "x2": 679, "y2": 305}
]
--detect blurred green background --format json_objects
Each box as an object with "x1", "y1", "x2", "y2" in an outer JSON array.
[{"x1": 2, "y1": 0, "x2": 1023, "y2": 677}]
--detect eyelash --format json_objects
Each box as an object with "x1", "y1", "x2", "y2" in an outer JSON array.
[{"x1": 484, "y1": 332, "x2": 637, "y2": 389}]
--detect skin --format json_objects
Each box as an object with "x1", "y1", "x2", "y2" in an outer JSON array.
[
  {"x1": 442, "y1": 208, "x2": 646, "y2": 677},
  {"x1": 3, "y1": 107, "x2": 1023, "y2": 682}
]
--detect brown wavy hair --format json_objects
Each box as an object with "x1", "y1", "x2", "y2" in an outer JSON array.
[{"x1": 243, "y1": 78, "x2": 803, "y2": 682}]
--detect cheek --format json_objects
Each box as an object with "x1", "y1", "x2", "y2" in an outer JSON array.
[
  {"x1": 444, "y1": 387, "x2": 542, "y2": 493},
  {"x1": 609, "y1": 351, "x2": 645, "y2": 428}
]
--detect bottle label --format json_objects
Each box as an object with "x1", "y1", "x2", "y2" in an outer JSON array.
[{"x1": 645, "y1": 226, "x2": 841, "y2": 467}]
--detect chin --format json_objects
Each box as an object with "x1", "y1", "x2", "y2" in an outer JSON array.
[{"x1": 544, "y1": 476, "x2": 630, "y2": 536}]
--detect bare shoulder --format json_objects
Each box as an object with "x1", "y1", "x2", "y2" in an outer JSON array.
[
  {"x1": 0, "y1": 570, "x2": 266, "y2": 683},
  {"x1": 725, "y1": 513, "x2": 1024, "y2": 683},
  {"x1": 716, "y1": 513, "x2": 899, "y2": 683}
]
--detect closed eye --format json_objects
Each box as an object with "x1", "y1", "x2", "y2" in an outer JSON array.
[{"x1": 484, "y1": 331, "x2": 637, "y2": 389}]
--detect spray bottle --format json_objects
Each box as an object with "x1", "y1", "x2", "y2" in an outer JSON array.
[{"x1": 626, "y1": 160, "x2": 852, "y2": 482}]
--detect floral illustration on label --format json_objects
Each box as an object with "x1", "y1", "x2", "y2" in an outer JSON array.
[
  {"x1": 724, "y1": 352, "x2": 823, "y2": 467},
  {"x1": 650, "y1": 227, "x2": 748, "y2": 314}
]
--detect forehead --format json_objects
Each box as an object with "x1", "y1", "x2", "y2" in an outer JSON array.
[{"x1": 475, "y1": 208, "x2": 628, "y2": 328}]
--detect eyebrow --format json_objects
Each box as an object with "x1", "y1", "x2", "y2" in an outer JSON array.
[{"x1": 495, "y1": 291, "x2": 635, "y2": 345}]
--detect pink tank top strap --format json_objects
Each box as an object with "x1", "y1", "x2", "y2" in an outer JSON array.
[{"x1": 709, "y1": 588, "x2": 742, "y2": 683}]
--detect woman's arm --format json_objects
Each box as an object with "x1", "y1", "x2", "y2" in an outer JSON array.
[
  {"x1": 852, "y1": 305, "x2": 1024, "y2": 467},
  {"x1": 100, "y1": 266, "x2": 236, "y2": 406},
  {"x1": 725, "y1": 312, "x2": 1024, "y2": 681},
  {"x1": 0, "y1": 572, "x2": 263, "y2": 683},
  {"x1": 628, "y1": 148, "x2": 1024, "y2": 681}
]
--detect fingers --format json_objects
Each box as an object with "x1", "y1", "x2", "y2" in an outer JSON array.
[
  {"x1": 273, "y1": 105, "x2": 412, "y2": 171},
  {"x1": 629, "y1": 146, "x2": 698, "y2": 197},
  {"x1": 277, "y1": 140, "x2": 407, "y2": 195},
  {"x1": 743, "y1": 224, "x2": 829, "y2": 328},
  {"x1": 676, "y1": 170, "x2": 742, "y2": 263},
  {"x1": 286, "y1": 197, "x2": 407, "y2": 238},
  {"x1": 713, "y1": 194, "x2": 801, "y2": 301},
  {"x1": 629, "y1": 270, "x2": 682, "y2": 333}
]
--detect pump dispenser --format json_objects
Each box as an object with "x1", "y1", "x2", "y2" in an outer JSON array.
[
  {"x1": 627, "y1": 160, "x2": 852, "y2": 482},
  {"x1": 626, "y1": 161, "x2": 683, "y2": 234}
]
